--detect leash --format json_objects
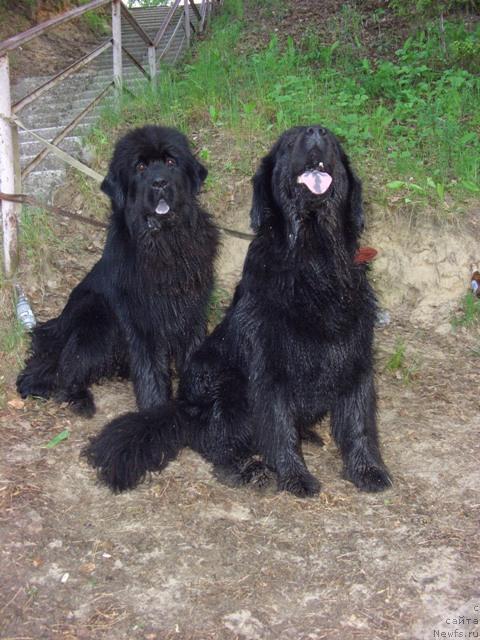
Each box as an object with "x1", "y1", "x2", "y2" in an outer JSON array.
[{"x1": 0, "y1": 192, "x2": 378, "y2": 262}]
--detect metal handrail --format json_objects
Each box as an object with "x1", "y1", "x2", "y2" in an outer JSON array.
[{"x1": 153, "y1": 0, "x2": 182, "y2": 48}]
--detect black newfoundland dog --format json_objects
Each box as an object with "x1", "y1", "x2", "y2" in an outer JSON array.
[
  {"x1": 84, "y1": 125, "x2": 391, "y2": 497},
  {"x1": 17, "y1": 126, "x2": 218, "y2": 417}
]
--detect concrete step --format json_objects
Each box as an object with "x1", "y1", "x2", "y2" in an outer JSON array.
[
  {"x1": 23, "y1": 170, "x2": 66, "y2": 199},
  {"x1": 20, "y1": 135, "x2": 82, "y2": 158}
]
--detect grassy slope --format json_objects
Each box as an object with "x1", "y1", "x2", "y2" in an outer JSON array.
[{"x1": 89, "y1": 0, "x2": 480, "y2": 216}]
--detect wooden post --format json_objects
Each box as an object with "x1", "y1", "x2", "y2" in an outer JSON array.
[
  {"x1": 184, "y1": 0, "x2": 190, "y2": 47},
  {"x1": 147, "y1": 45, "x2": 156, "y2": 85},
  {"x1": 0, "y1": 53, "x2": 19, "y2": 276},
  {"x1": 111, "y1": 0, "x2": 122, "y2": 92}
]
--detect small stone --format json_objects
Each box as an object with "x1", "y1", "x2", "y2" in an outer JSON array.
[{"x1": 79, "y1": 562, "x2": 96, "y2": 576}]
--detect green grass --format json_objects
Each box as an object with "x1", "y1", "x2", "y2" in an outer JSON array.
[
  {"x1": 19, "y1": 206, "x2": 58, "y2": 268},
  {"x1": 386, "y1": 339, "x2": 419, "y2": 383},
  {"x1": 208, "y1": 286, "x2": 230, "y2": 326},
  {"x1": 0, "y1": 317, "x2": 26, "y2": 361},
  {"x1": 452, "y1": 292, "x2": 480, "y2": 327},
  {"x1": 87, "y1": 0, "x2": 479, "y2": 218}
]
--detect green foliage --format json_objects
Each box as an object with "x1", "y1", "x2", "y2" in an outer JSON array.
[
  {"x1": 0, "y1": 317, "x2": 26, "y2": 358},
  {"x1": 452, "y1": 292, "x2": 480, "y2": 327},
  {"x1": 208, "y1": 287, "x2": 230, "y2": 326},
  {"x1": 386, "y1": 339, "x2": 419, "y2": 383},
  {"x1": 89, "y1": 0, "x2": 480, "y2": 215},
  {"x1": 386, "y1": 339, "x2": 407, "y2": 373},
  {"x1": 390, "y1": 0, "x2": 480, "y2": 17},
  {"x1": 44, "y1": 430, "x2": 71, "y2": 449},
  {"x1": 82, "y1": 10, "x2": 110, "y2": 35},
  {"x1": 20, "y1": 206, "x2": 58, "y2": 267}
]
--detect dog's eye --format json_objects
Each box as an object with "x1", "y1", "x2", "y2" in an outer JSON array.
[
  {"x1": 165, "y1": 157, "x2": 176, "y2": 167},
  {"x1": 136, "y1": 161, "x2": 147, "y2": 173}
]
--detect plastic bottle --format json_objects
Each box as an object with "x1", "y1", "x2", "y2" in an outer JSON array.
[{"x1": 15, "y1": 284, "x2": 36, "y2": 330}]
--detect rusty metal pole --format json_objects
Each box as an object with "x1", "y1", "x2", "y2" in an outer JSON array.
[
  {"x1": 184, "y1": 0, "x2": 190, "y2": 47},
  {"x1": 111, "y1": 0, "x2": 122, "y2": 92},
  {"x1": 0, "y1": 53, "x2": 19, "y2": 276}
]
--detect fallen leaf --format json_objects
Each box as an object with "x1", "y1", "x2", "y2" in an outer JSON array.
[{"x1": 7, "y1": 398, "x2": 25, "y2": 410}]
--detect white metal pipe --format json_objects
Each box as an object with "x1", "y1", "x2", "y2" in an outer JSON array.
[
  {"x1": 0, "y1": 53, "x2": 18, "y2": 276},
  {"x1": 112, "y1": 0, "x2": 122, "y2": 91}
]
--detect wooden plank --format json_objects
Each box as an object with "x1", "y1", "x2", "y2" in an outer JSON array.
[
  {"x1": 153, "y1": 0, "x2": 182, "y2": 48},
  {"x1": 199, "y1": 0, "x2": 207, "y2": 32},
  {"x1": 13, "y1": 40, "x2": 112, "y2": 113},
  {"x1": 112, "y1": 0, "x2": 122, "y2": 91},
  {"x1": 157, "y1": 14, "x2": 183, "y2": 62},
  {"x1": 0, "y1": 0, "x2": 111, "y2": 55},
  {"x1": 0, "y1": 54, "x2": 18, "y2": 276},
  {"x1": 11, "y1": 114, "x2": 103, "y2": 183},
  {"x1": 172, "y1": 34, "x2": 186, "y2": 65},
  {"x1": 122, "y1": 46, "x2": 149, "y2": 78},
  {"x1": 184, "y1": 0, "x2": 191, "y2": 46},
  {"x1": 188, "y1": 0, "x2": 202, "y2": 23},
  {"x1": 147, "y1": 45, "x2": 156, "y2": 84},
  {"x1": 22, "y1": 82, "x2": 114, "y2": 178},
  {"x1": 120, "y1": 3, "x2": 155, "y2": 47}
]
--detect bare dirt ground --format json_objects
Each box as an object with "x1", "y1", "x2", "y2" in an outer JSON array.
[
  {"x1": 1, "y1": 1, "x2": 480, "y2": 638},
  {"x1": 1, "y1": 182, "x2": 480, "y2": 639}
]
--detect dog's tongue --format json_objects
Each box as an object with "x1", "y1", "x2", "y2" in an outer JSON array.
[
  {"x1": 297, "y1": 170, "x2": 332, "y2": 195},
  {"x1": 155, "y1": 198, "x2": 170, "y2": 215}
]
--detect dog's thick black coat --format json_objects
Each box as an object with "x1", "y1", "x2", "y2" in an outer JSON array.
[
  {"x1": 17, "y1": 126, "x2": 218, "y2": 417},
  {"x1": 84, "y1": 125, "x2": 391, "y2": 497}
]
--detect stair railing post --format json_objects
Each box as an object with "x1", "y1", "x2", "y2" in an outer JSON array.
[
  {"x1": 148, "y1": 45, "x2": 156, "y2": 86},
  {"x1": 111, "y1": 0, "x2": 122, "y2": 93},
  {"x1": 0, "y1": 53, "x2": 19, "y2": 276},
  {"x1": 184, "y1": 0, "x2": 190, "y2": 47}
]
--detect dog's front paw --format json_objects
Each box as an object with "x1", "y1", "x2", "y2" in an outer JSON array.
[
  {"x1": 346, "y1": 463, "x2": 392, "y2": 493},
  {"x1": 278, "y1": 470, "x2": 321, "y2": 498}
]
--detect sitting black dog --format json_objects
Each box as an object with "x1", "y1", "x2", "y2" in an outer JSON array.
[
  {"x1": 84, "y1": 125, "x2": 391, "y2": 497},
  {"x1": 17, "y1": 126, "x2": 218, "y2": 417}
]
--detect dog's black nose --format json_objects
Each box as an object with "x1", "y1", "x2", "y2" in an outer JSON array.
[{"x1": 152, "y1": 178, "x2": 168, "y2": 190}]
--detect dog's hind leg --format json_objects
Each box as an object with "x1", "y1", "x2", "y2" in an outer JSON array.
[
  {"x1": 331, "y1": 374, "x2": 392, "y2": 492},
  {"x1": 184, "y1": 355, "x2": 271, "y2": 490},
  {"x1": 298, "y1": 415, "x2": 327, "y2": 447},
  {"x1": 55, "y1": 294, "x2": 122, "y2": 418}
]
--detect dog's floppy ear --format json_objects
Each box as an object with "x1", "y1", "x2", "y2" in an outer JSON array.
[
  {"x1": 342, "y1": 151, "x2": 364, "y2": 234},
  {"x1": 191, "y1": 157, "x2": 208, "y2": 194},
  {"x1": 250, "y1": 152, "x2": 276, "y2": 232},
  {"x1": 101, "y1": 169, "x2": 125, "y2": 211}
]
